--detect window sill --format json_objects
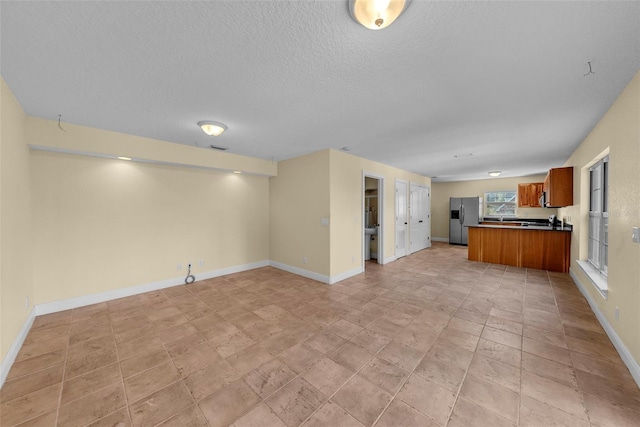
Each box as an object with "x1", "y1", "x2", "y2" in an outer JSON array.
[{"x1": 577, "y1": 260, "x2": 608, "y2": 299}]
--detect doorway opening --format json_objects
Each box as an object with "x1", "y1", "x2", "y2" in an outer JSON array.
[{"x1": 363, "y1": 172, "x2": 384, "y2": 269}]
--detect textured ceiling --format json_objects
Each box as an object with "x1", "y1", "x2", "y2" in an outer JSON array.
[{"x1": 1, "y1": 1, "x2": 639, "y2": 182}]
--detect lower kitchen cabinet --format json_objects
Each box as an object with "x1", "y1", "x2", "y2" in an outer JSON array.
[{"x1": 468, "y1": 226, "x2": 570, "y2": 272}]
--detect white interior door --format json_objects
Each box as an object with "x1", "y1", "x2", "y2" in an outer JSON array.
[
  {"x1": 395, "y1": 180, "x2": 408, "y2": 258},
  {"x1": 410, "y1": 183, "x2": 431, "y2": 253}
]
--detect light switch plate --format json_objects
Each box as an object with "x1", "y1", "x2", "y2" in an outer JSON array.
[{"x1": 632, "y1": 227, "x2": 640, "y2": 243}]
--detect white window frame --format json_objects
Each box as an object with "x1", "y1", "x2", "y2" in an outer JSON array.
[
  {"x1": 579, "y1": 155, "x2": 609, "y2": 298},
  {"x1": 484, "y1": 190, "x2": 518, "y2": 218},
  {"x1": 588, "y1": 157, "x2": 608, "y2": 276}
]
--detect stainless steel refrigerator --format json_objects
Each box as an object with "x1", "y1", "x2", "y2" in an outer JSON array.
[{"x1": 449, "y1": 197, "x2": 481, "y2": 245}]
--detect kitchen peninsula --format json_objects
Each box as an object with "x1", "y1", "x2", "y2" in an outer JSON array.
[{"x1": 467, "y1": 223, "x2": 571, "y2": 272}]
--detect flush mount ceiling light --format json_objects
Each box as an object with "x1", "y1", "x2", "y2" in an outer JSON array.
[
  {"x1": 488, "y1": 171, "x2": 502, "y2": 177},
  {"x1": 198, "y1": 121, "x2": 227, "y2": 137},
  {"x1": 349, "y1": 0, "x2": 411, "y2": 30}
]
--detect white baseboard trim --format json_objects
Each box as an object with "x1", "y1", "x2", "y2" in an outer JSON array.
[
  {"x1": 198, "y1": 260, "x2": 270, "y2": 281},
  {"x1": 570, "y1": 268, "x2": 640, "y2": 388},
  {"x1": 269, "y1": 261, "x2": 330, "y2": 284},
  {"x1": 329, "y1": 266, "x2": 364, "y2": 284},
  {"x1": 1, "y1": 308, "x2": 36, "y2": 388},
  {"x1": 383, "y1": 255, "x2": 397, "y2": 264},
  {"x1": 36, "y1": 277, "x2": 184, "y2": 316},
  {"x1": 432, "y1": 237, "x2": 449, "y2": 242},
  {"x1": 268, "y1": 262, "x2": 365, "y2": 285},
  {"x1": 36, "y1": 260, "x2": 270, "y2": 316}
]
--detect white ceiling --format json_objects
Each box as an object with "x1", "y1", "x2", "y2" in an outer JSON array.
[{"x1": 1, "y1": 1, "x2": 639, "y2": 182}]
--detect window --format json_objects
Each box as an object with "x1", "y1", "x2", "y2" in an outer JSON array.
[
  {"x1": 588, "y1": 156, "x2": 608, "y2": 277},
  {"x1": 485, "y1": 191, "x2": 517, "y2": 217}
]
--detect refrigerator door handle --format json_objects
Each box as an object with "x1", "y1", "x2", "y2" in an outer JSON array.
[{"x1": 460, "y1": 204, "x2": 464, "y2": 225}]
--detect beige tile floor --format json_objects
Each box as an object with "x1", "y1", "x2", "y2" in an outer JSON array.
[{"x1": 1, "y1": 242, "x2": 639, "y2": 426}]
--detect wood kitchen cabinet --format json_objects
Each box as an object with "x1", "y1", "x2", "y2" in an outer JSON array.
[
  {"x1": 468, "y1": 226, "x2": 571, "y2": 272},
  {"x1": 517, "y1": 182, "x2": 544, "y2": 207},
  {"x1": 543, "y1": 167, "x2": 573, "y2": 207}
]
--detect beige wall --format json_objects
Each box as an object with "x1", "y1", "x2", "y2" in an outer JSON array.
[
  {"x1": 1, "y1": 78, "x2": 34, "y2": 360},
  {"x1": 25, "y1": 117, "x2": 274, "y2": 305},
  {"x1": 269, "y1": 149, "x2": 431, "y2": 280},
  {"x1": 31, "y1": 151, "x2": 270, "y2": 304},
  {"x1": 0, "y1": 80, "x2": 273, "y2": 367},
  {"x1": 269, "y1": 150, "x2": 331, "y2": 275},
  {"x1": 329, "y1": 150, "x2": 431, "y2": 277},
  {"x1": 431, "y1": 175, "x2": 558, "y2": 240},
  {"x1": 27, "y1": 117, "x2": 277, "y2": 177},
  {"x1": 558, "y1": 71, "x2": 640, "y2": 363}
]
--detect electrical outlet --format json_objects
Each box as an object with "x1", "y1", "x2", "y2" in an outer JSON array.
[
  {"x1": 25, "y1": 296, "x2": 29, "y2": 309},
  {"x1": 303, "y1": 256, "x2": 308, "y2": 264},
  {"x1": 352, "y1": 256, "x2": 355, "y2": 263},
  {"x1": 188, "y1": 263, "x2": 192, "y2": 270},
  {"x1": 198, "y1": 259, "x2": 204, "y2": 267},
  {"x1": 632, "y1": 227, "x2": 640, "y2": 243},
  {"x1": 177, "y1": 263, "x2": 182, "y2": 271},
  {"x1": 615, "y1": 306, "x2": 620, "y2": 321}
]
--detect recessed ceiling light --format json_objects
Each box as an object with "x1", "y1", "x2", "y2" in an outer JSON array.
[
  {"x1": 488, "y1": 171, "x2": 502, "y2": 177},
  {"x1": 117, "y1": 156, "x2": 132, "y2": 161},
  {"x1": 198, "y1": 121, "x2": 227, "y2": 137},
  {"x1": 453, "y1": 153, "x2": 473, "y2": 159},
  {"x1": 210, "y1": 145, "x2": 229, "y2": 151},
  {"x1": 233, "y1": 170, "x2": 242, "y2": 174},
  {"x1": 341, "y1": 147, "x2": 351, "y2": 152}
]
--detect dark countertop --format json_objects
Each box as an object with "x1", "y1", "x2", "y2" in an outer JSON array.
[{"x1": 468, "y1": 224, "x2": 572, "y2": 232}]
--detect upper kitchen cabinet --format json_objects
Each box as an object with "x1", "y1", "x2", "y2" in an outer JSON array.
[
  {"x1": 517, "y1": 182, "x2": 544, "y2": 207},
  {"x1": 543, "y1": 167, "x2": 573, "y2": 207}
]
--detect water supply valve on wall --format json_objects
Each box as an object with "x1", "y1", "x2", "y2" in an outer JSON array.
[{"x1": 185, "y1": 263, "x2": 195, "y2": 284}]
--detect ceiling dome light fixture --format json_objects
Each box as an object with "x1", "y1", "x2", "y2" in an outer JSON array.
[
  {"x1": 488, "y1": 171, "x2": 502, "y2": 177},
  {"x1": 198, "y1": 121, "x2": 227, "y2": 137},
  {"x1": 349, "y1": 0, "x2": 411, "y2": 30}
]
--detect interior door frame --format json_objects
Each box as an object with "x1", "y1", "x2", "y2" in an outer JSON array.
[
  {"x1": 395, "y1": 179, "x2": 409, "y2": 259},
  {"x1": 362, "y1": 171, "x2": 384, "y2": 267}
]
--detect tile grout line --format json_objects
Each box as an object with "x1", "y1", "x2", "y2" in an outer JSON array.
[
  {"x1": 181, "y1": 282, "x2": 233, "y2": 427},
  {"x1": 69, "y1": 303, "x2": 135, "y2": 427},
  {"x1": 225, "y1": 295, "x2": 403, "y2": 426},
  {"x1": 518, "y1": 268, "x2": 531, "y2": 427},
  {"x1": 299, "y1": 306, "x2": 421, "y2": 427},
  {"x1": 441, "y1": 263, "x2": 508, "y2": 427},
  {"x1": 52, "y1": 314, "x2": 72, "y2": 427},
  {"x1": 246, "y1": 290, "x2": 416, "y2": 426},
  {"x1": 108, "y1": 300, "x2": 135, "y2": 427},
  {"x1": 548, "y1": 271, "x2": 596, "y2": 427}
]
